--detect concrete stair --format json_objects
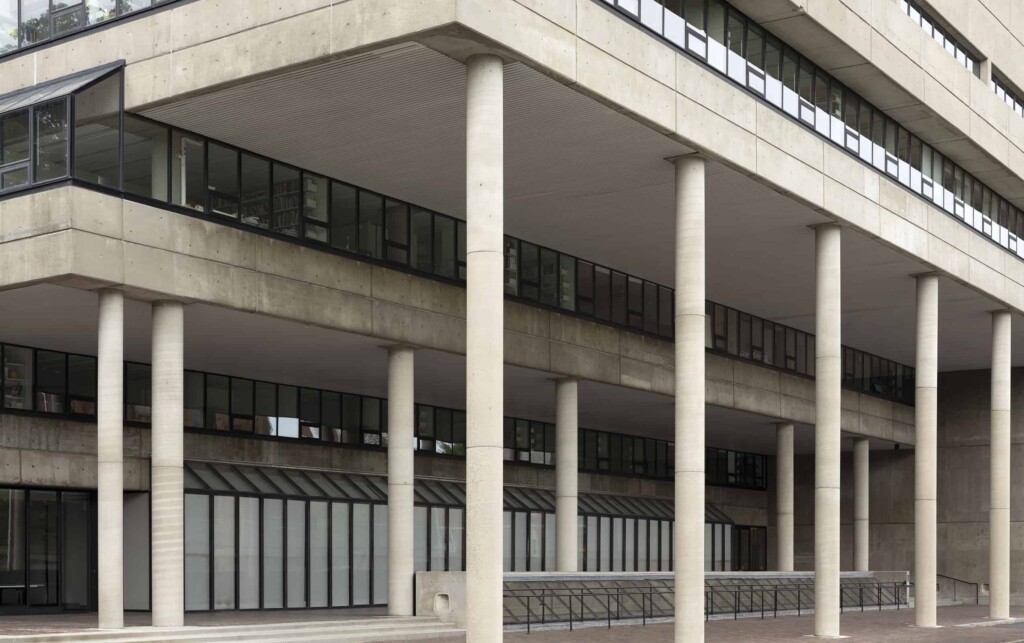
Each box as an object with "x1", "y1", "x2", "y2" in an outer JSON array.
[{"x1": 0, "y1": 616, "x2": 462, "y2": 643}]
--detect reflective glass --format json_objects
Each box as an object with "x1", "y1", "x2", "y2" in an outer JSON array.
[
  {"x1": 238, "y1": 497, "x2": 259, "y2": 609},
  {"x1": 262, "y1": 498, "x2": 283, "y2": 608},
  {"x1": 34, "y1": 99, "x2": 68, "y2": 181},
  {"x1": 74, "y1": 73, "x2": 121, "y2": 188},
  {"x1": 67, "y1": 354, "x2": 96, "y2": 415},
  {"x1": 331, "y1": 503, "x2": 350, "y2": 606},
  {"x1": 352, "y1": 503, "x2": 370, "y2": 605},
  {"x1": 184, "y1": 493, "x2": 209, "y2": 610},
  {"x1": 1, "y1": 109, "x2": 29, "y2": 166},
  {"x1": 272, "y1": 164, "x2": 300, "y2": 237},
  {"x1": 213, "y1": 495, "x2": 235, "y2": 610},
  {"x1": 21, "y1": 0, "x2": 50, "y2": 45},
  {"x1": 358, "y1": 190, "x2": 384, "y2": 258},
  {"x1": 35, "y1": 350, "x2": 65, "y2": 413},
  {"x1": 1, "y1": 346, "x2": 32, "y2": 410},
  {"x1": 240, "y1": 153, "x2": 270, "y2": 228},
  {"x1": 0, "y1": 0, "x2": 15, "y2": 53},
  {"x1": 330, "y1": 182, "x2": 357, "y2": 252},
  {"x1": 286, "y1": 500, "x2": 305, "y2": 608},
  {"x1": 171, "y1": 131, "x2": 204, "y2": 211},
  {"x1": 207, "y1": 143, "x2": 239, "y2": 218},
  {"x1": 309, "y1": 501, "x2": 328, "y2": 607},
  {"x1": 123, "y1": 116, "x2": 168, "y2": 201}
]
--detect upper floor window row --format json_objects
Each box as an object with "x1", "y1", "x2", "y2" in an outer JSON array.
[
  {"x1": 599, "y1": 0, "x2": 1024, "y2": 264},
  {"x1": 992, "y1": 74, "x2": 1024, "y2": 120},
  {"x1": 0, "y1": 65, "x2": 915, "y2": 404},
  {"x1": 0, "y1": 339, "x2": 768, "y2": 487},
  {"x1": 899, "y1": 0, "x2": 980, "y2": 77},
  {"x1": 0, "y1": 0, "x2": 177, "y2": 55}
]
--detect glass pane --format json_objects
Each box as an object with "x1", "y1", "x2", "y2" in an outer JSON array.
[
  {"x1": 21, "y1": 0, "x2": 50, "y2": 44},
  {"x1": 433, "y1": 215, "x2": 455, "y2": 278},
  {"x1": 73, "y1": 71, "x2": 122, "y2": 188},
  {"x1": 171, "y1": 131, "x2": 204, "y2": 211},
  {"x1": 238, "y1": 153, "x2": 271, "y2": 228},
  {"x1": 125, "y1": 362, "x2": 151, "y2": 423},
  {"x1": 529, "y1": 512, "x2": 543, "y2": 571},
  {"x1": 359, "y1": 191, "x2": 384, "y2": 258},
  {"x1": 0, "y1": 489, "x2": 26, "y2": 607},
  {"x1": 34, "y1": 99, "x2": 68, "y2": 182},
  {"x1": 67, "y1": 354, "x2": 96, "y2": 415},
  {"x1": 123, "y1": 115, "x2": 168, "y2": 201},
  {"x1": 286, "y1": 500, "x2": 306, "y2": 608},
  {"x1": 352, "y1": 504, "x2": 370, "y2": 605},
  {"x1": 309, "y1": 501, "x2": 328, "y2": 608},
  {"x1": 448, "y1": 508, "x2": 464, "y2": 571},
  {"x1": 430, "y1": 507, "x2": 445, "y2": 571},
  {"x1": 207, "y1": 143, "x2": 239, "y2": 218},
  {"x1": 205, "y1": 374, "x2": 229, "y2": 431},
  {"x1": 385, "y1": 199, "x2": 408, "y2": 263},
  {"x1": 61, "y1": 491, "x2": 91, "y2": 610},
  {"x1": 415, "y1": 506, "x2": 428, "y2": 572},
  {"x1": 410, "y1": 207, "x2": 432, "y2": 272},
  {"x1": 322, "y1": 391, "x2": 341, "y2": 443},
  {"x1": 213, "y1": 495, "x2": 235, "y2": 610},
  {"x1": 330, "y1": 182, "x2": 357, "y2": 252},
  {"x1": 27, "y1": 490, "x2": 57, "y2": 607},
  {"x1": 0, "y1": 0, "x2": 15, "y2": 53},
  {"x1": 35, "y1": 350, "x2": 65, "y2": 413},
  {"x1": 372, "y1": 505, "x2": 388, "y2": 604},
  {"x1": 254, "y1": 381, "x2": 276, "y2": 436},
  {"x1": 277, "y1": 385, "x2": 299, "y2": 439},
  {"x1": 262, "y1": 498, "x2": 283, "y2": 608},
  {"x1": 303, "y1": 173, "x2": 329, "y2": 224},
  {"x1": 231, "y1": 378, "x2": 253, "y2": 432},
  {"x1": 331, "y1": 503, "x2": 350, "y2": 606},
  {"x1": 184, "y1": 494, "x2": 210, "y2": 611},
  {"x1": 272, "y1": 164, "x2": 300, "y2": 237},
  {"x1": 238, "y1": 497, "x2": 259, "y2": 609}
]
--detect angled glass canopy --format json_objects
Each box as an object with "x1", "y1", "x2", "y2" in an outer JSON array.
[{"x1": 183, "y1": 460, "x2": 733, "y2": 523}]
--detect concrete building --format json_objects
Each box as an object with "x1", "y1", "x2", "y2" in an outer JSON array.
[{"x1": 0, "y1": 0, "x2": 1020, "y2": 640}]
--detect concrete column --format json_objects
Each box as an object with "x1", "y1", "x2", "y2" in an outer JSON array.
[
  {"x1": 674, "y1": 154, "x2": 705, "y2": 643},
  {"x1": 814, "y1": 223, "x2": 842, "y2": 639},
  {"x1": 151, "y1": 301, "x2": 184, "y2": 627},
  {"x1": 387, "y1": 346, "x2": 415, "y2": 615},
  {"x1": 555, "y1": 378, "x2": 578, "y2": 572},
  {"x1": 914, "y1": 273, "x2": 939, "y2": 628},
  {"x1": 990, "y1": 310, "x2": 1012, "y2": 620},
  {"x1": 776, "y1": 423, "x2": 794, "y2": 573},
  {"x1": 97, "y1": 289, "x2": 124, "y2": 629},
  {"x1": 853, "y1": 438, "x2": 870, "y2": 573},
  {"x1": 464, "y1": 53, "x2": 504, "y2": 643},
  {"x1": 980, "y1": 59, "x2": 993, "y2": 85}
]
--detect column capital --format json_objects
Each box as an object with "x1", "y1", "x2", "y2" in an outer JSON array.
[
  {"x1": 665, "y1": 151, "x2": 707, "y2": 165},
  {"x1": 910, "y1": 271, "x2": 940, "y2": 280},
  {"x1": 381, "y1": 343, "x2": 417, "y2": 353},
  {"x1": 988, "y1": 308, "x2": 1013, "y2": 317},
  {"x1": 807, "y1": 221, "x2": 843, "y2": 231}
]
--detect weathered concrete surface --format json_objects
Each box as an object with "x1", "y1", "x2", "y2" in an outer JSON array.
[
  {"x1": 0, "y1": 187, "x2": 912, "y2": 442},
  {"x1": 0, "y1": 0, "x2": 1020, "y2": 315},
  {"x1": 792, "y1": 366, "x2": 1024, "y2": 605}
]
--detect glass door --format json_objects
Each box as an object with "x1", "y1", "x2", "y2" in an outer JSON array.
[
  {"x1": 60, "y1": 492, "x2": 92, "y2": 611},
  {"x1": 27, "y1": 490, "x2": 59, "y2": 610}
]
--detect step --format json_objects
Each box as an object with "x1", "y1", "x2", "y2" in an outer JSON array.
[{"x1": 0, "y1": 617, "x2": 457, "y2": 643}]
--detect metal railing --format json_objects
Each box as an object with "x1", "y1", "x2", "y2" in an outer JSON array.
[
  {"x1": 503, "y1": 582, "x2": 909, "y2": 632},
  {"x1": 936, "y1": 574, "x2": 980, "y2": 605}
]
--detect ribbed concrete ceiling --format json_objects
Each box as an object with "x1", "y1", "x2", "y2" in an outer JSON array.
[{"x1": 139, "y1": 42, "x2": 1024, "y2": 372}]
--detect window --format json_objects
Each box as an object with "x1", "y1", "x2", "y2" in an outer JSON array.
[
  {"x1": 34, "y1": 350, "x2": 64, "y2": 413},
  {"x1": 33, "y1": 98, "x2": 68, "y2": 181},
  {"x1": 433, "y1": 215, "x2": 455, "y2": 279},
  {"x1": 358, "y1": 191, "x2": 384, "y2": 258},
  {"x1": 384, "y1": 199, "x2": 408, "y2": 263},
  {"x1": 303, "y1": 174, "x2": 329, "y2": 243},
  {"x1": 271, "y1": 164, "x2": 300, "y2": 237},
  {"x1": 231, "y1": 378, "x2": 254, "y2": 432},
  {"x1": 207, "y1": 143, "x2": 239, "y2": 219},
  {"x1": 184, "y1": 370, "x2": 204, "y2": 428},
  {"x1": 239, "y1": 153, "x2": 270, "y2": 228},
  {"x1": 410, "y1": 207, "x2": 432, "y2": 273},
  {"x1": 254, "y1": 381, "x2": 276, "y2": 436},
  {"x1": 205, "y1": 374, "x2": 229, "y2": 431},
  {"x1": 125, "y1": 363, "x2": 151, "y2": 423},
  {"x1": 0, "y1": 109, "x2": 29, "y2": 189},
  {"x1": 73, "y1": 72, "x2": 121, "y2": 188},
  {"x1": 67, "y1": 354, "x2": 96, "y2": 416},
  {"x1": 171, "y1": 131, "x2": 204, "y2": 211},
  {"x1": 123, "y1": 116, "x2": 168, "y2": 201},
  {"x1": 330, "y1": 182, "x2": 357, "y2": 252}
]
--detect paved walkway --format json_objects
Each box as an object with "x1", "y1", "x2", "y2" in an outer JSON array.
[{"x1": 413, "y1": 606, "x2": 1024, "y2": 642}]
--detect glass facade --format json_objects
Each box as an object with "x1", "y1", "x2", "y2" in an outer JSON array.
[
  {"x1": 598, "y1": 0, "x2": 1024, "y2": 261},
  {"x1": 0, "y1": 0, "x2": 178, "y2": 55},
  {"x1": 0, "y1": 487, "x2": 94, "y2": 614},
  {"x1": 1, "y1": 340, "x2": 774, "y2": 490},
  {"x1": 899, "y1": 0, "x2": 979, "y2": 76}
]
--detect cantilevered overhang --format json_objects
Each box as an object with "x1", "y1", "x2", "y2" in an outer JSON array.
[{"x1": 123, "y1": 40, "x2": 1023, "y2": 376}]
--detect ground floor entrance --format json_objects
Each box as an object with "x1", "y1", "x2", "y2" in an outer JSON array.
[{"x1": 0, "y1": 487, "x2": 94, "y2": 614}]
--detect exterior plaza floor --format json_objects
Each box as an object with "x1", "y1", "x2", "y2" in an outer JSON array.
[{"x1": 426, "y1": 606, "x2": 1024, "y2": 643}]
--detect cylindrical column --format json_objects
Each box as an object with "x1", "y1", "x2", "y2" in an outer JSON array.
[
  {"x1": 853, "y1": 438, "x2": 870, "y2": 572},
  {"x1": 387, "y1": 346, "x2": 416, "y2": 615},
  {"x1": 914, "y1": 274, "x2": 939, "y2": 628},
  {"x1": 151, "y1": 301, "x2": 184, "y2": 628},
  {"x1": 814, "y1": 223, "x2": 842, "y2": 638},
  {"x1": 555, "y1": 378, "x2": 579, "y2": 571},
  {"x1": 464, "y1": 53, "x2": 504, "y2": 643},
  {"x1": 776, "y1": 422, "x2": 794, "y2": 573},
  {"x1": 97, "y1": 289, "x2": 124, "y2": 629},
  {"x1": 674, "y1": 154, "x2": 705, "y2": 643},
  {"x1": 990, "y1": 310, "x2": 1012, "y2": 620}
]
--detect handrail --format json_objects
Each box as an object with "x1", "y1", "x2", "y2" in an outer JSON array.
[
  {"x1": 935, "y1": 574, "x2": 980, "y2": 605},
  {"x1": 503, "y1": 581, "x2": 909, "y2": 631}
]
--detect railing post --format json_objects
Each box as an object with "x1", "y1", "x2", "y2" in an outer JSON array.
[
  {"x1": 877, "y1": 585, "x2": 881, "y2": 611},
  {"x1": 541, "y1": 589, "x2": 545, "y2": 627},
  {"x1": 607, "y1": 593, "x2": 611, "y2": 629},
  {"x1": 526, "y1": 595, "x2": 531, "y2": 634},
  {"x1": 734, "y1": 589, "x2": 739, "y2": 620},
  {"x1": 774, "y1": 588, "x2": 778, "y2": 618},
  {"x1": 797, "y1": 587, "x2": 801, "y2": 616},
  {"x1": 860, "y1": 586, "x2": 864, "y2": 613},
  {"x1": 616, "y1": 587, "x2": 620, "y2": 620}
]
